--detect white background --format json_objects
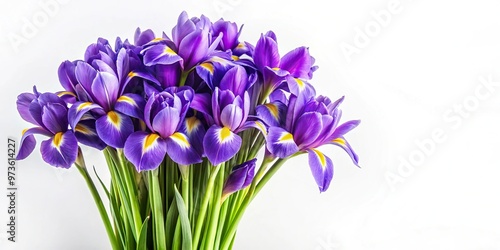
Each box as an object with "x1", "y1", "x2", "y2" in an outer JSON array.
[{"x1": 1, "y1": 0, "x2": 500, "y2": 249}]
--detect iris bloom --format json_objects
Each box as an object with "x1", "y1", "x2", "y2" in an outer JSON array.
[
  {"x1": 16, "y1": 89, "x2": 78, "y2": 168},
  {"x1": 263, "y1": 93, "x2": 360, "y2": 192},
  {"x1": 124, "y1": 87, "x2": 203, "y2": 171},
  {"x1": 222, "y1": 158, "x2": 256, "y2": 201}
]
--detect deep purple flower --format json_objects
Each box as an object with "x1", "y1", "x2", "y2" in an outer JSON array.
[
  {"x1": 124, "y1": 87, "x2": 203, "y2": 171},
  {"x1": 222, "y1": 158, "x2": 257, "y2": 201},
  {"x1": 263, "y1": 93, "x2": 359, "y2": 192},
  {"x1": 16, "y1": 88, "x2": 78, "y2": 168}
]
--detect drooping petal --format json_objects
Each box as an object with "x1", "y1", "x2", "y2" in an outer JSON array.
[
  {"x1": 265, "y1": 126, "x2": 299, "y2": 158},
  {"x1": 152, "y1": 107, "x2": 180, "y2": 138},
  {"x1": 329, "y1": 120, "x2": 361, "y2": 141},
  {"x1": 179, "y1": 116, "x2": 206, "y2": 156},
  {"x1": 40, "y1": 131, "x2": 78, "y2": 168},
  {"x1": 330, "y1": 136, "x2": 360, "y2": 166},
  {"x1": 68, "y1": 101, "x2": 104, "y2": 130},
  {"x1": 91, "y1": 72, "x2": 119, "y2": 111},
  {"x1": 16, "y1": 127, "x2": 52, "y2": 160},
  {"x1": 286, "y1": 77, "x2": 316, "y2": 97},
  {"x1": 96, "y1": 111, "x2": 134, "y2": 148},
  {"x1": 122, "y1": 70, "x2": 161, "y2": 95},
  {"x1": 307, "y1": 149, "x2": 334, "y2": 192},
  {"x1": 73, "y1": 119, "x2": 106, "y2": 150},
  {"x1": 124, "y1": 132, "x2": 167, "y2": 171},
  {"x1": 56, "y1": 91, "x2": 77, "y2": 104},
  {"x1": 114, "y1": 93, "x2": 146, "y2": 119},
  {"x1": 165, "y1": 132, "x2": 202, "y2": 165},
  {"x1": 142, "y1": 44, "x2": 183, "y2": 66},
  {"x1": 255, "y1": 101, "x2": 287, "y2": 127},
  {"x1": 292, "y1": 112, "x2": 323, "y2": 148},
  {"x1": 222, "y1": 158, "x2": 257, "y2": 201},
  {"x1": 203, "y1": 125, "x2": 242, "y2": 166}
]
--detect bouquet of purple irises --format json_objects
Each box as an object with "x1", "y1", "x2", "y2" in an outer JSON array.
[{"x1": 15, "y1": 11, "x2": 360, "y2": 250}]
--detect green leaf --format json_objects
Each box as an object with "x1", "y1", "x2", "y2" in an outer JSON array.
[
  {"x1": 93, "y1": 165, "x2": 110, "y2": 199},
  {"x1": 165, "y1": 195, "x2": 178, "y2": 248},
  {"x1": 148, "y1": 170, "x2": 166, "y2": 250},
  {"x1": 137, "y1": 216, "x2": 150, "y2": 250},
  {"x1": 174, "y1": 186, "x2": 192, "y2": 250}
]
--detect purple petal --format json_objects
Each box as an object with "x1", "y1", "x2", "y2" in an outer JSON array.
[
  {"x1": 307, "y1": 149, "x2": 333, "y2": 192},
  {"x1": 17, "y1": 127, "x2": 52, "y2": 160},
  {"x1": 115, "y1": 93, "x2": 146, "y2": 119},
  {"x1": 220, "y1": 104, "x2": 243, "y2": 131},
  {"x1": 134, "y1": 28, "x2": 155, "y2": 46},
  {"x1": 74, "y1": 119, "x2": 106, "y2": 150},
  {"x1": 40, "y1": 131, "x2": 78, "y2": 168},
  {"x1": 124, "y1": 132, "x2": 167, "y2": 171},
  {"x1": 122, "y1": 70, "x2": 161, "y2": 95},
  {"x1": 179, "y1": 116, "x2": 206, "y2": 157},
  {"x1": 178, "y1": 29, "x2": 209, "y2": 69},
  {"x1": 75, "y1": 61, "x2": 97, "y2": 97},
  {"x1": 203, "y1": 125, "x2": 242, "y2": 166},
  {"x1": 142, "y1": 44, "x2": 182, "y2": 66},
  {"x1": 253, "y1": 34, "x2": 280, "y2": 70},
  {"x1": 41, "y1": 103, "x2": 68, "y2": 135},
  {"x1": 286, "y1": 77, "x2": 316, "y2": 97},
  {"x1": 255, "y1": 101, "x2": 287, "y2": 127},
  {"x1": 152, "y1": 107, "x2": 180, "y2": 138},
  {"x1": 56, "y1": 91, "x2": 77, "y2": 104},
  {"x1": 172, "y1": 11, "x2": 196, "y2": 47},
  {"x1": 165, "y1": 132, "x2": 202, "y2": 165},
  {"x1": 292, "y1": 112, "x2": 323, "y2": 149},
  {"x1": 330, "y1": 120, "x2": 361, "y2": 141},
  {"x1": 58, "y1": 60, "x2": 77, "y2": 92},
  {"x1": 330, "y1": 136, "x2": 359, "y2": 166},
  {"x1": 155, "y1": 63, "x2": 181, "y2": 88},
  {"x1": 91, "y1": 72, "x2": 119, "y2": 111},
  {"x1": 96, "y1": 111, "x2": 134, "y2": 148},
  {"x1": 68, "y1": 101, "x2": 104, "y2": 131},
  {"x1": 17, "y1": 92, "x2": 37, "y2": 125},
  {"x1": 266, "y1": 126, "x2": 299, "y2": 158},
  {"x1": 279, "y1": 47, "x2": 315, "y2": 79},
  {"x1": 220, "y1": 65, "x2": 248, "y2": 96},
  {"x1": 222, "y1": 158, "x2": 257, "y2": 200}
]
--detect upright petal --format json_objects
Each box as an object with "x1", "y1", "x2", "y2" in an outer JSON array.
[
  {"x1": 178, "y1": 29, "x2": 209, "y2": 69},
  {"x1": 220, "y1": 104, "x2": 243, "y2": 131},
  {"x1": 152, "y1": 107, "x2": 180, "y2": 138},
  {"x1": 16, "y1": 92, "x2": 37, "y2": 125},
  {"x1": 75, "y1": 61, "x2": 97, "y2": 97},
  {"x1": 124, "y1": 132, "x2": 167, "y2": 171},
  {"x1": 203, "y1": 125, "x2": 242, "y2": 166},
  {"x1": 265, "y1": 126, "x2": 299, "y2": 158},
  {"x1": 40, "y1": 131, "x2": 78, "y2": 168},
  {"x1": 41, "y1": 104, "x2": 68, "y2": 135},
  {"x1": 253, "y1": 34, "x2": 280, "y2": 70},
  {"x1": 292, "y1": 112, "x2": 322, "y2": 149},
  {"x1": 58, "y1": 60, "x2": 77, "y2": 92},
  {"x1": 96, "y1": 111, "x2": 134, "y2": 148},
  {"x1": 165, "y1": 132, "x2": 202, "y2": 165},
  {"x1": 219, "y1": 65, "x2": 248, "y2": 96},
  {"x1": 307, "y1": 149, "x2": 334, "y2": 192},
  {"x1": 279, "y1": 47, "x2": 315, "y2": 79},
  {"x1": 91, "y1": 72, "x2": 119, "y2": 111}
]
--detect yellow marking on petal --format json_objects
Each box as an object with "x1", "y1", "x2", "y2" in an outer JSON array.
[
  {"x1": 57, "y1": 91, "x2": 76, "y2": 97},
  {"x1": 231, "y1": 55, "x2": 239, "y2": 61},
  {"x1": 152, "y1": 37, "x2": 163, "y2": 42},
  {"x1": 143, "y1": 133, "x2": 160, "y2": 150},
  {"x1": 75, "y1": 124, "x2": 90, "y2": 134},
  {"x1": 128, "y1": 71, "x2": 137, "y2": 78},
  {"x1": 236, "y1": 43, "x2": 245, "y2": 49},
  {"x1": 219, "y1": 127, "x2": 232, "y2": 142},
  {"x1": 265, "y1": 103, "x2": 279, "y2": 119},
  {"x1": 53, "y1": 132, "x2": 64, "y2": 148},
  {"x1": 117, "y1": 95, "x2": 136, "y2": 106},
  {"x1": 22, "y1": 129, "x2": 28, "y2": 135},
  {"x1": 278, "y1": 132, "x2": 294, "y2": 142},
  {"x1": 170, "y1": 132, "x2": 190, "y2": 148},
  {"x1": 186, "y1": 117, "x2": 200, "y2": 134},
  {"x1": 200, "y1": 62, "x2": 214, "y2": 74},
  {"x1": 272, "y1": 67, "x2": 280, "y2": 71},
  {"x1": 164, "y1": 46, "x2": 177, "y2": 55},
  {"x1": 332, "y1": 138, "x2": 345, "y2": 146},
  {"x1": 210, "y1": 56, "x2": 226, "y2": 63},
  {"x1": 77, "y1": 102, "x2": 93, "y2": 111},
  {"x1": 312, "y1": 149, "x2": 326, "y2": 167},
  {"x1": 255, "y1": 121, "x2": 267, "y2": 135},
  {"x1": 295, "y1": 78, "x2": 305, "y2": 89},
  {"x1": 107, "y1": 111, "x2": 121, "y2": 128}
]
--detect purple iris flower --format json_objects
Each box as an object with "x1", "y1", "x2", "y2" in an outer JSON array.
[
  {"x1": 16, "y1": 88, "x2": 78, "y2": 168},
  {"x1": 262, "y1": 93, "x2": 360, "y2": 192},
  {"x1": 222, "y1": 158, "x2": 257, "y2": 201},
  {"x1": 253, "y1": 31, "x2": 318, "y2": 98},
  {"x1": 124, "y1": 86, "x2": 204, "y2": 171}
]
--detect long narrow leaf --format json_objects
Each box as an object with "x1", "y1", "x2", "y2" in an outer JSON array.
[
  {"x1": 136, "y1": 216, "x2": 150, "y2": 250},
  {"x1": 174, "y1": 186, "x2": 192, "y2": 250}
]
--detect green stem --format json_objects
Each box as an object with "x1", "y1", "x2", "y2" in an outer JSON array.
[
  {"x1": 76, "y1": 164, "x2": 119, "y2": 250},
  {"x1": 205, "y1": 164, "x2": 225, "y2": 249},
  {"x1": 192, "y1": 165, "x2": 221, "y2": 249}
]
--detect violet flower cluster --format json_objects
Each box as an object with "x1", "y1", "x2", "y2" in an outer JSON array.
[{"x1": 16, "y1": 11, "x2": 359, "y2": 192}]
